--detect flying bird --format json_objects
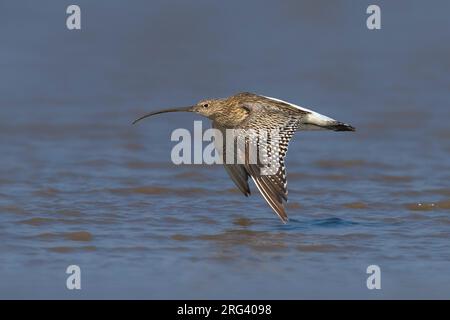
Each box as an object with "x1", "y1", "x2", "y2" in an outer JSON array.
[{"x1": 133, "y1": 92, "x2": 355, "y2": 223}]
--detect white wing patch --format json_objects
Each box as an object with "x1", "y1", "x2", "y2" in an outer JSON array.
[
  {"x1": 263, "y1": 95, "x2": 336, "y2": 127},
  {"x1": 262, "y1": 95, "x2": 315, "y2": 113}
]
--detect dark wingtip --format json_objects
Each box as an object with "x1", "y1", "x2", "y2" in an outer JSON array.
[
  {"x1": 280, "y1": 216, "x2": 289, "y2": 224},
  {"x1": 332, "y1": 122, "x2": 356, "y2": 132}
]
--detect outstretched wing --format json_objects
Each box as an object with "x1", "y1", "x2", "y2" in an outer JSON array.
[
  {"x1": 214, "y1": 95, "x2": 301, "y2": 222},
  {"x1": 240, "y1": 119, "x2": 299, "y2": 223},
  {"x1": 212, "y1": 122, "x2": 250, "y2": 197},
  {"x1": 235, "y1": 95, "x2": 303, "y2": 222}
]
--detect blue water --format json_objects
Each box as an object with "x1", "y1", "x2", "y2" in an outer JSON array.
[{"x1": 0, "y1": 0, "x2": 449, "y2": 299}]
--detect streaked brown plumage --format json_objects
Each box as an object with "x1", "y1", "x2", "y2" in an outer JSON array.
[{"x1": 133, "y1": 92, "x2": 355, "y2": 223}]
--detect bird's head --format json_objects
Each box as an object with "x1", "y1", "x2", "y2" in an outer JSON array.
[{"x1": 191, "y1": 99, "x2": 225, "y2": 118}]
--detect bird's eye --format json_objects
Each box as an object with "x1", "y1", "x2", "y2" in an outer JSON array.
[{"x1": 203, "y1": 103, "x2": 209, "y2": 108}]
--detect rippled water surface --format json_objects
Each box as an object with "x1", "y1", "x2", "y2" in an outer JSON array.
[{"x1": 1, "y1": 0, "x2": 450, "y2": 298}]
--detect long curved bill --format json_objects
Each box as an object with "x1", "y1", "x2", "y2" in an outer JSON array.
[{"x1": 132, "y1": 106, "x2": 194, "y2": 124}]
